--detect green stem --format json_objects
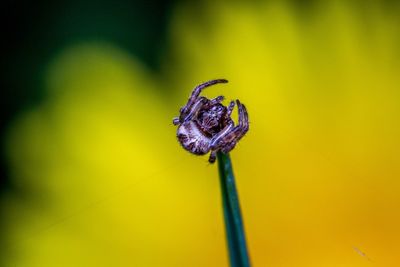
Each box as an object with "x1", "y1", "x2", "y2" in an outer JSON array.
[{"x1": 217, "y1": 152, "x2": 251, "y2": 267}]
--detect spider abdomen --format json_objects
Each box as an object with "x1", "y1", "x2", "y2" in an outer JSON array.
[{"x1": 177, "y1": 121, "x2": 211, "y2": 155}]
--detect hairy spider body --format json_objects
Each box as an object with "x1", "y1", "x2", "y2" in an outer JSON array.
[
  {"x1": 173, "y1": 79, "x2": 249, "y2": 163},
  {"x1": 177, "y1": 121, "x2": 212, "y2": 155},
  {"x1": 196, "y1": 103, "x2": 229, "y2": 135}
]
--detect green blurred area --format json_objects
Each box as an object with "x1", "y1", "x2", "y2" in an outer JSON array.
[
  {"x1": 1, "y1": 0, "x2": 172, "y2": 186},
  {"x1": 2, "y1": 0, "x2": 400, "y2": 266},
  {"x1": 1, "y1": 0, "x2": 173, "y2": 265}
]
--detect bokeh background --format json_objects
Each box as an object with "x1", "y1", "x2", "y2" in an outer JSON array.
[{"x1": 1, "y1": 0, "x2": 400, "y2": 266}]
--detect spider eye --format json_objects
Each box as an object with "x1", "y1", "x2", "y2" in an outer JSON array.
[{"x1": 211, "y1": 105, "x2": 222, "y2": 112}]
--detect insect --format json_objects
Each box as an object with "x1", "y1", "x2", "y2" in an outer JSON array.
[{"x1": 172, "y1": 79, "x2": 249, "y2": 163}]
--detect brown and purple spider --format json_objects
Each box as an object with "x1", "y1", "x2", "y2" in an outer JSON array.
[{"x1": 173, "y1": 79, "x2": 249, "y2": 163}]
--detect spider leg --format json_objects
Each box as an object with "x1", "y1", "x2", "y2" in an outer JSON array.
[
  {"x1": 236, "y1": 100, "x2": 249, "y2": 134},
  {"x1": 210, "y1": 121, "x2": 234, "y2": 149},
  {"x1": 219, "y1": 100, "x2": 235, "y2": 126},
  {"x1": 172, "y1": 117, "x2": 180, "y2": 125},
  {"x1": 176, "y1": 95, "x2": 224, "y2": 125},
  {"x1": 180, "y1": 97, "x2": 208, "y2": 122},
  {"x1": 180, "y1": 79, "x2": 228, "y2": 116},
  {"x1": 226, "y1": 100, "x2": 235, "y2": 117},
  {"x1": 208, "y1": 150, "x2": 217, "y2": 163},
  {"x1": 210, "y1": 100, "x2": 249, "y2": 153},
  {"x1": 226, "y1": 100, "x2": 249, "y2": 142},
  {"x1": 220, "y1": 141, "x2": 237, "y2": 154},
  {"x1": 206, "y1": 95, "x2": 224, "y2": 107}
]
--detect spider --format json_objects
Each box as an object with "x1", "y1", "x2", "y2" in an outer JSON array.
[{"x1": 172, "y1": 79, "x2": 249, "y2": 163}]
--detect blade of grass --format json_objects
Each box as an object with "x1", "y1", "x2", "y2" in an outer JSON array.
[{"x1": 217, "y1": 152, "x2": 251, "y2": 267}]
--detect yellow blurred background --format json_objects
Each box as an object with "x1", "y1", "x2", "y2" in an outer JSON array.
[{"x1": 2, "y1": 1, "x2": 400, "y2": 266}]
